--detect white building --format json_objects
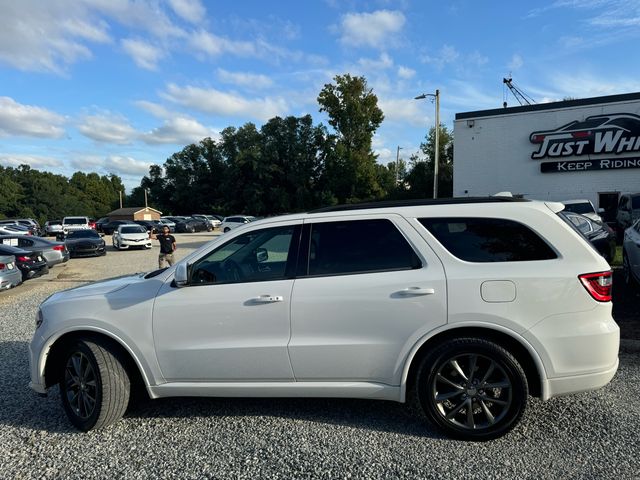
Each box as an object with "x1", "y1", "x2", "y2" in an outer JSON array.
[{"x1": 453, "y1": 92, "x2": 640, "y2": 222}]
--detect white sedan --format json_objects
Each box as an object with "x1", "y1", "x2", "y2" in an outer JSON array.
[{"x1": 112, "y1": 224, "x2": 152, "y2": 250}]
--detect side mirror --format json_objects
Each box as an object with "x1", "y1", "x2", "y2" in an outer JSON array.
[
  {"x1": 256, "y1": 247, "x2": 268, "y2": 263},
  {"x1": 174, "y1": 262, "x2": 188, "y2": 287}
]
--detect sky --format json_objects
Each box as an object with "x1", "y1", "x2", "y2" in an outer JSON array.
[{"x1": 2, "y1": 0, "x2": 640, "y2": 191}]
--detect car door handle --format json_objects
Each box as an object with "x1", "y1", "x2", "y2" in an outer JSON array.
[
  {"x1": 252, "y1": 295, "x2": 284, "y2": 303},
  {"x1": 398, "y1": 287, "x2": 435, "y2": 296}
]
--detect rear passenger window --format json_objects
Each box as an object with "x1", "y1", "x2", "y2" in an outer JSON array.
[
  {"x1": 307, "y1": 219, "x2": 421, "y2": 276},
  {"x1": 419, "y1": 217, "x2": 557, "y2": 262}
]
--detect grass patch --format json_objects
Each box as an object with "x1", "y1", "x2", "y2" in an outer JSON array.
[{"x1": 612, "y1": 246, "x2": 623, "y2": 267}]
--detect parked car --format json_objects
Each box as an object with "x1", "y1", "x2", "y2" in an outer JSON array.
[
  {"x1": 561, "y1": 199, "x2": 603, "y2": 222},
  {"x1": 29, "y1": 197, "x2": 619, "y2": 440},
  {"x1": 616, "y1": 192, "x2": 640, "y2": 231},
  {"x1": 156, "y1": 218, "x2": 176, "y2": 233},
  {"x1": 62, "y1": 216, "x2": 91, "y2": 233},
  {"x1": 0, "y1": 224, "x2": 31, "y2": 236},
  {"x1": 113, "y1": 225, "x2": 152, "y2": 250},
  {"x1": 0, "y1": 254, "x2": 22, "y2": 290},
  {"x1": 101, "y1": 220, "x2": 136, "y2": 235},
  {"x1": 64, "y1": 230, "x2": 107, "y2": 258},
  {"x1": 562, "y1": 212, "x2": 616, "y2": 262},
  {"x1": 0, "y1": 219, "x2": 38, "y2": 235},
  {"x1": 95, "y1": 217, "x2": 109, "y2": 233},
  {"x1": 44, "y1": 220, "x2": 66, "y2": 237},
  {"x1": 192, "y1": 214, "x2": 221, "y2": 229},
  {"x1": 219, "y1": 215, "x2": 256, "y2": 233},
  {"x1": 0, "y1": 235, "x2": 69, "y2": 268},
  {"x1": 133, "y1": 220, "x2": 161, "y2": 233},
  {"x1": 622, "y1": 218, "x2": 640, "y2": 287},
  {"x1": 175, "y1": 218, "x2": 209, "y2": 233},
  {"x1": 0, "y1": 244, "x2": 48, "y2": 280}
]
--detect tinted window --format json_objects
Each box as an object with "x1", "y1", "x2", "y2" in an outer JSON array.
[
  {"x1": 419, "y1": 217, "x2": 557, "y2": 262},
  {"x1": 632, "y1": 196, "x2": 640, "y2": 209},
  {"x1": 563, "y1": 202, "x2": 594, "y2": 215},
  {"x1": 307, "y1": 219, "x2": 421, "y2": 276},
  {"x1": 121, "y1": 226, "x2": 146, "y2": 234},
  {"x1": 65, "y1": 218, "x2": 87, "y2": 225},
  {"x1": 67, "y1": 230, "x2": 100, "y2": 239},
  {"x1": 191, "y1": 225, "x2": 295, "y2": 285}
]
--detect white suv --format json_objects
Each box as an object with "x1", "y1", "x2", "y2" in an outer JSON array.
[
  {"x1": 29, "y1": 198, "x2": 619, "y2": 440},
  {"x1": 62, "y1": 216, "x2": 90, "y2": 232}
]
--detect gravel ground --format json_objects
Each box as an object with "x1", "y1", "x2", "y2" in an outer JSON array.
[{"x1": 0, "y1": 232, "x2": 639, "y2": 479}]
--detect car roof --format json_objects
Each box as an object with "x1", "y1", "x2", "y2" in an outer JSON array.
[{"x1": 561, "y1": 199, "x2": 591, "y2": 205}]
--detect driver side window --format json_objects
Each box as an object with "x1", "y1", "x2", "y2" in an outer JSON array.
[{"x1": 190, "y1": 225, "x2": 296, "y2": 285}]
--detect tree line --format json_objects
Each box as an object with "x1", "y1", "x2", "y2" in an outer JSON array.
[{"x1": 0, "y1": 74, "x2": 453, "y2": 222}]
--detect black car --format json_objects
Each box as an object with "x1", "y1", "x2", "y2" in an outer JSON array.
[
  {"x1": 175, "y1": 218, "x2": 209, "y2": 233},
  {"x1": 102, "y1": 220, "x2": 136, "y2": 235},
  {"x1": 134, "y1": 220, "x2": 161, "y2": 233},
  {"x1": 563, "y1": 212, "x2": 617, "y2": 262},
  {"x1": 95, "y1": 217, "x2": 109, "y2": 233},
  {"x1": 65, "y1": 230, "x2": 107, "y2": 258},
  {"x1": 0, "y1": 244, "x2": 49, "y2": 280}
]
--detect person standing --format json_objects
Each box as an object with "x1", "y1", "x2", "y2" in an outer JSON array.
[{"x1": 150, "y1": 226, "x2": 176, "y2": 268}]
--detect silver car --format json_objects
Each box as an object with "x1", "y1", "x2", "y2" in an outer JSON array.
[
  {"x1": 0, "y1": 235, "x2": 69, "y2": 268},
  {"x1": 623, "y1": 219, "x2": 640, "y2": 287},
  {"x1": 44, "y1": 220, "x2": 66, "y2": 236},
  {"x1": 0, "y1": 254, "x2": 22, "y2": 290}
]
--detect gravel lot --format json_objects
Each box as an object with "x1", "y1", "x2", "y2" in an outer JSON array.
[{"x1": 1, "y1": 232, "x2": 639, "y2": 479}]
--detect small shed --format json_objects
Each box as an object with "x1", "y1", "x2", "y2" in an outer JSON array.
[{"x1": 107, "y1": 207, "x2": 162, "y2": 221}]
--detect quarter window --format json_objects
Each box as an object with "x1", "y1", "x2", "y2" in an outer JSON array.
[
  {"x1": 419, "y1": 217, "x2": 557, "y2": 262},
  {"x1": 306, "y1": 219, "x2": 421, "y2": 276}
]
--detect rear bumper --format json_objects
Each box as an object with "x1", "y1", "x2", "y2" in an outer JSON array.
[
  {"x1": 0, "y1": 269, "x2": 22, "y2": 289},
  {"x1": 544, "y1": 358, "x2": 618, "y2": 399}
]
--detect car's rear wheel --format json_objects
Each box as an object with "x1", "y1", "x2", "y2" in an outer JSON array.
[
  {"x1": 415, "y1": 337, "x2": 528, "y2": 441},
  {"x1": 59, "y1": 338, "x2": 130, "y2": 431}
]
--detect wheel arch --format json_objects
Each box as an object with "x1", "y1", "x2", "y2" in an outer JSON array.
[
  {"x1": 401, "y1": 325, "x2": 545, "y2": 401},
  {"x1": 43, "y1": 329, "x2": 152, "y2": 398}
]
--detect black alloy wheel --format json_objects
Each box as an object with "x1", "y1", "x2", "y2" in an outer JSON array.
[
  {"x1": 416, "y1": 338, "x2": 528, "y2": 441},
  {"x1": 59, "y1": 339, "x2": 131, "y2": 431}
]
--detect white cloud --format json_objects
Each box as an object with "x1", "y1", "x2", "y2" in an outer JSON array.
[
  {"x1": 530, "y1": 72, "x2": 640, "y2": 101},
  {"x1": 0, "y1": 154, "x2": 63, "y2": 169},
  {"x1": 0, "y1": 97, "x2": 66, "y2": 138},
  {"x1": 141, "y1": 116, "x2": 218, "y2": 144},
  {"x1": 121, "y1": 38, "x2": 165, "y2": 70},
  {"x1": 508, "y1": 54, "x2": 524, "y2": 70},
  {"x1": 378, "y1": 98, "x2": 429, "y2": 127},
  {"x1": 77, "y1": 113, "x2": 137, "y2": 144},
  {"x1": 357, "y1": 53, "x2": 394, "y2": 71},
  {"x1": 162, "y1": 83, "x2": 288, "y2": 121},
  {"x1": 397, "y1": 66, "x2": 416, "y2": 79},
  {"x1": 338, "y1": 10, "x2": 405, "y2": 48},
  {"x1": 71, "y1": 155, "x2": 152, "y2": 176},
  {"x1": 421, "y1": 44, "x2": 460, "y2": 69},
  {"x1": 189, "y1": 30, "x2": 256, "y2": 57},
  {"x1": 217, "y1": 69, "x2": 274, "y2": 89},
  {"x1": 167, "y1": 0, "x2": 206, "y2": 24},
  {"x1": 135, "y1": 100, "x2": 173, "y2": 119}
]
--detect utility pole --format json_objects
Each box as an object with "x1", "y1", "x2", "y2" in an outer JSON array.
[
  {"x1": 395, "y1": 146, "x2": 403, "y2": 185},
  {"x1": 414, "y1": 89, "x2": 440, "y2": 198},
  {"x1": 119, "y1": 190, "x2": 123, "y2": 208},
  {"x1": 144, "y1": 189, "x2": 148, "y2": 208}
]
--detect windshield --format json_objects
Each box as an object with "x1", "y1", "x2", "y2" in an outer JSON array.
[
  {"x1": 121, "y1": 226, "x2": 146, "y2": 234},
  {"x1": 563, "y1": 202, "x2": 594, "y2": 215},
  {"x1": 67, "y1": 230, "x2": 99, "y2": 239}
]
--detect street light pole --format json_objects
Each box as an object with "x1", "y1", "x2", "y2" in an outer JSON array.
[
  {"x1": 414, "y1": 89, "x2": 440, "y2": 199},
  {"x1": 395, "y1": 145, "x2": 403, "y2": 185}
]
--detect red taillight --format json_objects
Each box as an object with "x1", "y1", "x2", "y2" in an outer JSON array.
[
  {"x1": 532, "y1": 134, "x2": 545, "y2": 142},
  {"x1": 0, "y1": 263, "x2": 4, "y2": 269},
  {"x1": 572, "y1": 131, "x2": 590, "y2": 138},
  {"x1": 53, "y1": 245, "x2": 64, "y2": 251},
  {"x1": 16, "y1": 256, "x2": 30, "y2": 262},
  {"x1": 579, "y1": 271, "x2": 612, "y2": 302}
]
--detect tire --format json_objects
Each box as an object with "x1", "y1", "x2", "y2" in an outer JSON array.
[
  {"x1": 415, "y1": 337, "x2": 528, "y2": 441},
  {"x1": 59, "y1": 338, "x2": 130, "y2": 431}
]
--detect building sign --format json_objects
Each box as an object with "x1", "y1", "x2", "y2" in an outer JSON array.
[{"x1": 530, "y1": 113, "x2": 640, "y2": 172}]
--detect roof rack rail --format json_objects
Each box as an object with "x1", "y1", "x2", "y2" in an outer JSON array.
[{"x1": 308, "y1": 197, "x2": 529, "y2": 214}]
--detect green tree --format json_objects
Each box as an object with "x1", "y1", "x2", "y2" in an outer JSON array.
[
  {"x1": 317, "y1": 74, "x2": 385, "y2": 203},
  {"x1": 411, "y1": 124, "x2": 454, "y2": 198}
]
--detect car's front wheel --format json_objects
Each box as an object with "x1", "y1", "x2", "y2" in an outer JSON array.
[
  {"x1": 59, "y1": 338, "x2": 130, "y2": 431},
  {"x1": 415, "y1": 337, "x2": 528, "y2": 441}
]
